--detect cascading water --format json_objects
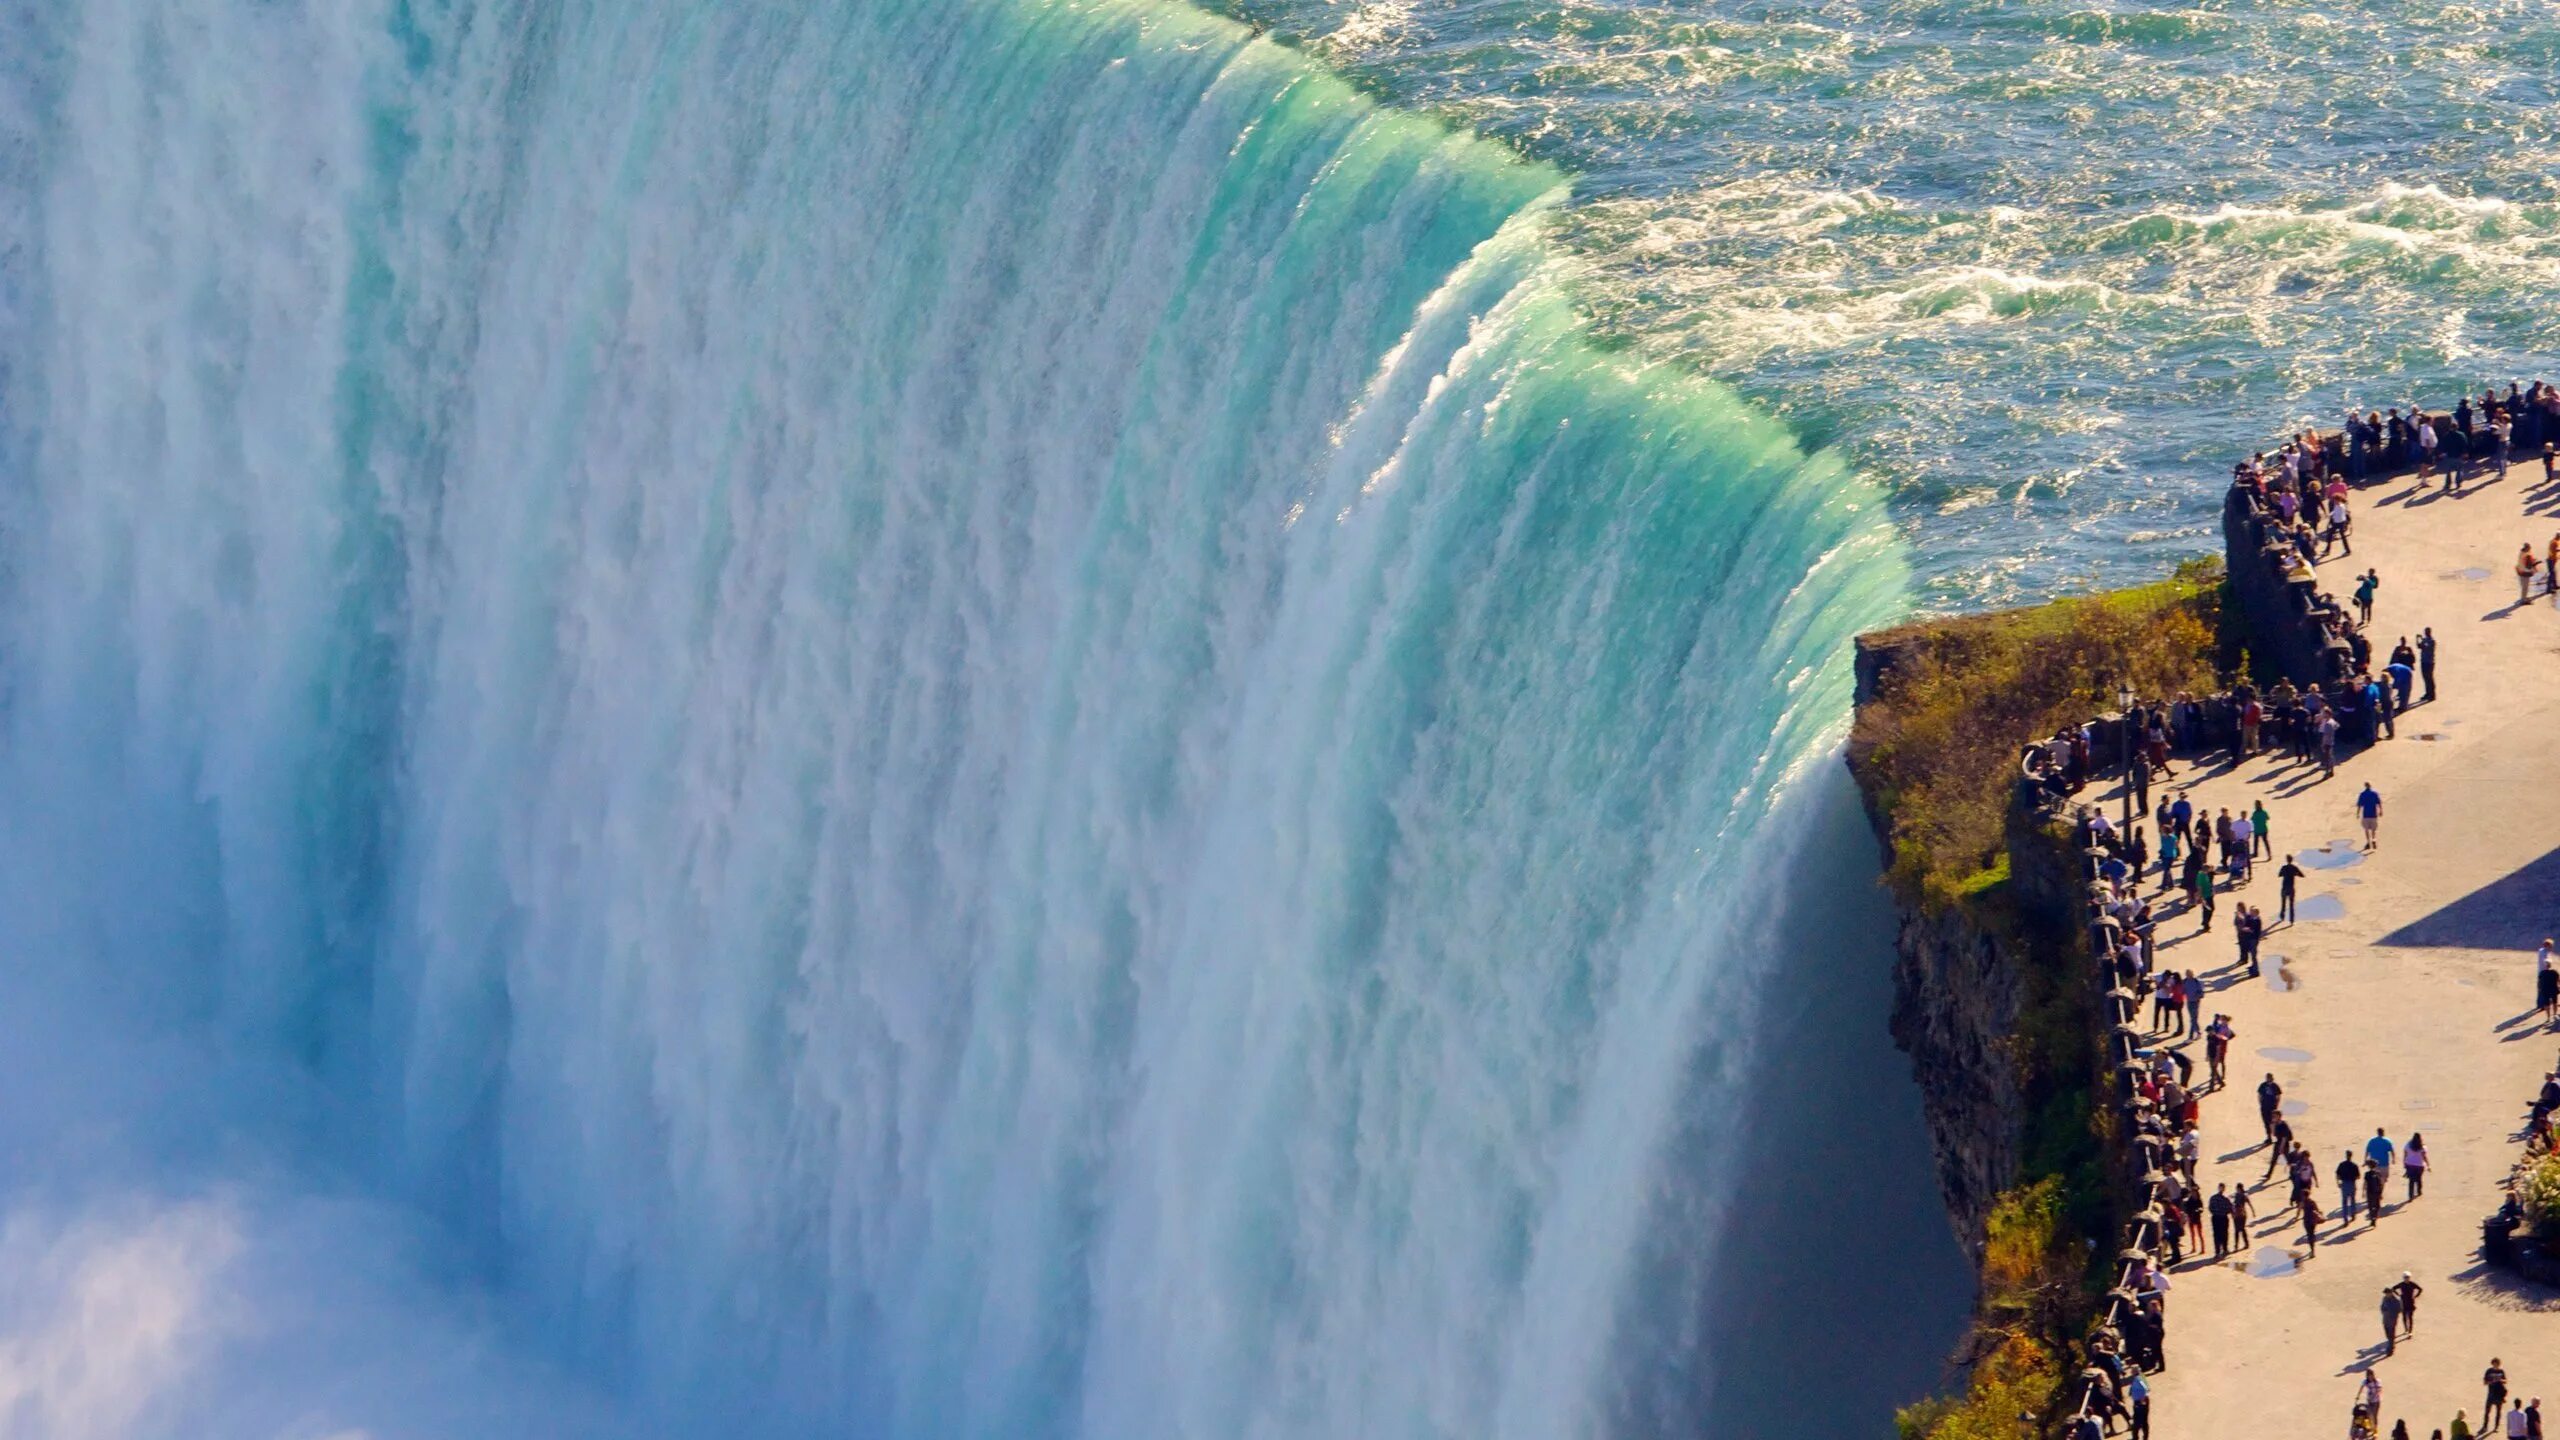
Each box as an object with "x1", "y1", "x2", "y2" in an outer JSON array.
[{"x1": 0, "y1": 0, "x2": 1946, "y2": 1436}]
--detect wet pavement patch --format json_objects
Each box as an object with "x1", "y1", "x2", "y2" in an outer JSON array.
[
  {"x1": 2295, "y1": 894, "x2": 2348, "y2": 922},
  {"x1": 2298, "y1": 843, "x2": 2365, "y2": 870},
  {"x1": 2248, "y1": 1246, "x2": 2300, "y2": 1277},
  {"x1": 2260, "y1": 1046, "x2": 2316, "y2": 1064},
  {"x1": 2281, "y1": 1098, "x2": 2309, "y2": 1116}
]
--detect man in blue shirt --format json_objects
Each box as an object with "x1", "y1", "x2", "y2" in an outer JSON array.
[
  {"x1": 2366, "y1": 1127, "x2": 2396, "y2": 1172},
  {"x1": 2358, "y1": 782, "x2": 2383, "y2": 850},
  {"x1": 2387, "y1": 656, "x2": 2415, "y2": 710}
]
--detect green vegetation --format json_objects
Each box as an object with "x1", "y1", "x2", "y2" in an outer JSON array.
[
  {"x1": 1852, "y1": 558, "x2": 2226, "y2": 913},
  {"x1": 2520, "y1": 1152, "x2": 2560, "y2": 1237},
  {"x1": 1893, "y1": 1181, "x2": 2085, "y2": 1440},
  {"x1": 1859, "y1": 561, "x2": 2232, "y2": 1440}
]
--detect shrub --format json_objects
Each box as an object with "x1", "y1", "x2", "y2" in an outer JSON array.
[
  {"x1": 2520, "y1": 1152, "x2": 2560, "y2": 1238},
  {"x1": 1895, "y1": 1331, "x2": 2062, "y2": 1440},
  {"x1": 1854, "y1": 561, "x2": 2225, "y2": 912}
]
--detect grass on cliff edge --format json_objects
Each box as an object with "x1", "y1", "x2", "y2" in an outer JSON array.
[{"x1": 1852, "y1": 558, "x2": 2226, "y2": 913}]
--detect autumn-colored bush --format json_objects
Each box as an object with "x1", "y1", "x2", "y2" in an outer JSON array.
[
  {"x1": 1896, "y1": 1180, "x2": 2091, "y2": 1440},
  {"x1": 2520, "y1": 1152, "x2": 2560, "y2": 1237},
  {"x1": 1853, "y1": 561, "x2": 2225, "y2": 912},
  {"x1": 1895, "y1": 1330, "x2": 2064, "y2": 1440}
]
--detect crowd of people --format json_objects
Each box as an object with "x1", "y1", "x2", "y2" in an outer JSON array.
[
  {"x1": 2329, "y1": 1359, "x2": 2552, "y2": 1440},
  {"x1": 2051, "y1": 383, "x2": 2560, "y2": 1440}
]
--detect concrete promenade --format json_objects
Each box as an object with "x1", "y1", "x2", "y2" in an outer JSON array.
[{"x1": 2139, "y1": 459, "x2": 2560, "y2": 1438}]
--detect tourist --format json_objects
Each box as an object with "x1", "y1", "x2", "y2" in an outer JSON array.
[
  {"x1": 2207, "y1": 1014, "x2": 2234, "y2": 1087},
  {"x1": 2338, "y1": 1150, "x2": 2362, "y2": 1222},
  {"x1": 2393, "y1": 1272, "x2": 2423, "y2": 1335},
  {"x1": 2357, "y1": 568, "x2": 2381, "y2": 627},
  {"x1": 2511, "y1": 1403, "x2": 2531, "y2": 1440},
  {"x1": 2182, "y1": 972, "x2": 2204, "y2": 1037},
  {"x1": 2381, "y1": 1284, "x2": 2404, "y2": 1355},
  {"x1": 2230, "y1": 1176, "x2": 2255, "y2": 1239},
  {"x1": 2259, "y1": 1073, "x2": 2284, "y2": 1140},
  {"x1": 2420, "y1": 627, "x2": 2438, "y2": 702},
  {"x1": 2488, "y1": 1363, "x2": 2511, "y2": 1431},
  {"x1": 2253, "y1": 799, "x2": 2273, "y2": 859},
  {"x1": 2457, "y1": 1411, "x2": 2476, "y2": 1440},
  {"x1": 2270, "y1": 1124, "x2": 2303, "y2": 1184},
  {"x1": 2406, "y1": 1133, "x2": 2429, "y2": 1199},
  {"x1": 2366, "y1": 1370, "x2": 2387, "y2": 1418},
  {"x1": 2365, "y1": 1158, "x2": 2387, "y2": 1226},
  {"x1": 2280, "y1": 853, "x2": 2304, "y2": 923},
  {"x1": 2196, "y1": 866, "x2": 2216, "y2": 932},
  {"x1": 2367, "y1": 1127, "x2": 2398, "y2": 1174},
  {"x1": 2209, "y1": 1182, "x2": 2233, "y2": 1258},
  {"x1": 2521, "y1": 543, "x2": 2540, "y2": 604},
  {"x1": 2159, "y1": 822, "x2": 2181, "y2": 890},
  {"x1": 2127, "y1": 1372, "x2": 2151, "y2": 1440},
  {"x1": 2301, "y1": 1191, "x2": 2324, "y2": 1255},
  {"x1": 2538, "y1": 946, "x2": 2558, "y2": 1025},
  {"x1": 2237, "y1": 905, "x2": 2263, "y2": 977},
  {"x1": 2359, "y1": 782, "x2": 2384, "y2": 849}
]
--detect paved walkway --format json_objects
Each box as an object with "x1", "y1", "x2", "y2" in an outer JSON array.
[{"x1": 2140, "y1": 461, "x2": 2560, "y2": 1439}]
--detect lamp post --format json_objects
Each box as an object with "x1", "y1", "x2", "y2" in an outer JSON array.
[{"x1": 2118, "y1": 681, "x2": 2137, "y2": 830}]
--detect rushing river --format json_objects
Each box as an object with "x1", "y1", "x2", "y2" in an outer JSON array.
[{"x1": 1230, "y1": 0, "x2": 2560, "y2": 610}]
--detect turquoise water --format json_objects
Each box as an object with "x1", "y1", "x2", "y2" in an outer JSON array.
[
  {"x1": 1228, "y1": 0, "x2": 2560, "y2": 609},
  {"x1": 0, "y1": 0, "x2": 1967, "y2": 1435}
]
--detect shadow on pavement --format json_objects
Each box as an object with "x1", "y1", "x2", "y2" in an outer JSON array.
[{"x1": 2377, "y1": 846, "x2": 2560, "y2": 951}]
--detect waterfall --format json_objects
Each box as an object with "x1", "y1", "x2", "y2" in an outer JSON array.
[{"x1": 0, "y1": 0, "x2": 1909, "y2": 1434}]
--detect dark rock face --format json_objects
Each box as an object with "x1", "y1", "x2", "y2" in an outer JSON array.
[{"x1": 1886, "y1": 901, "x2": 2024, "y2": 1252}]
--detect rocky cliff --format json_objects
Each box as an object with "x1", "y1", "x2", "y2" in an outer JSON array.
[{"x1": 1885, "y1": 895, "x2": 2025, "y2": 1250}]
